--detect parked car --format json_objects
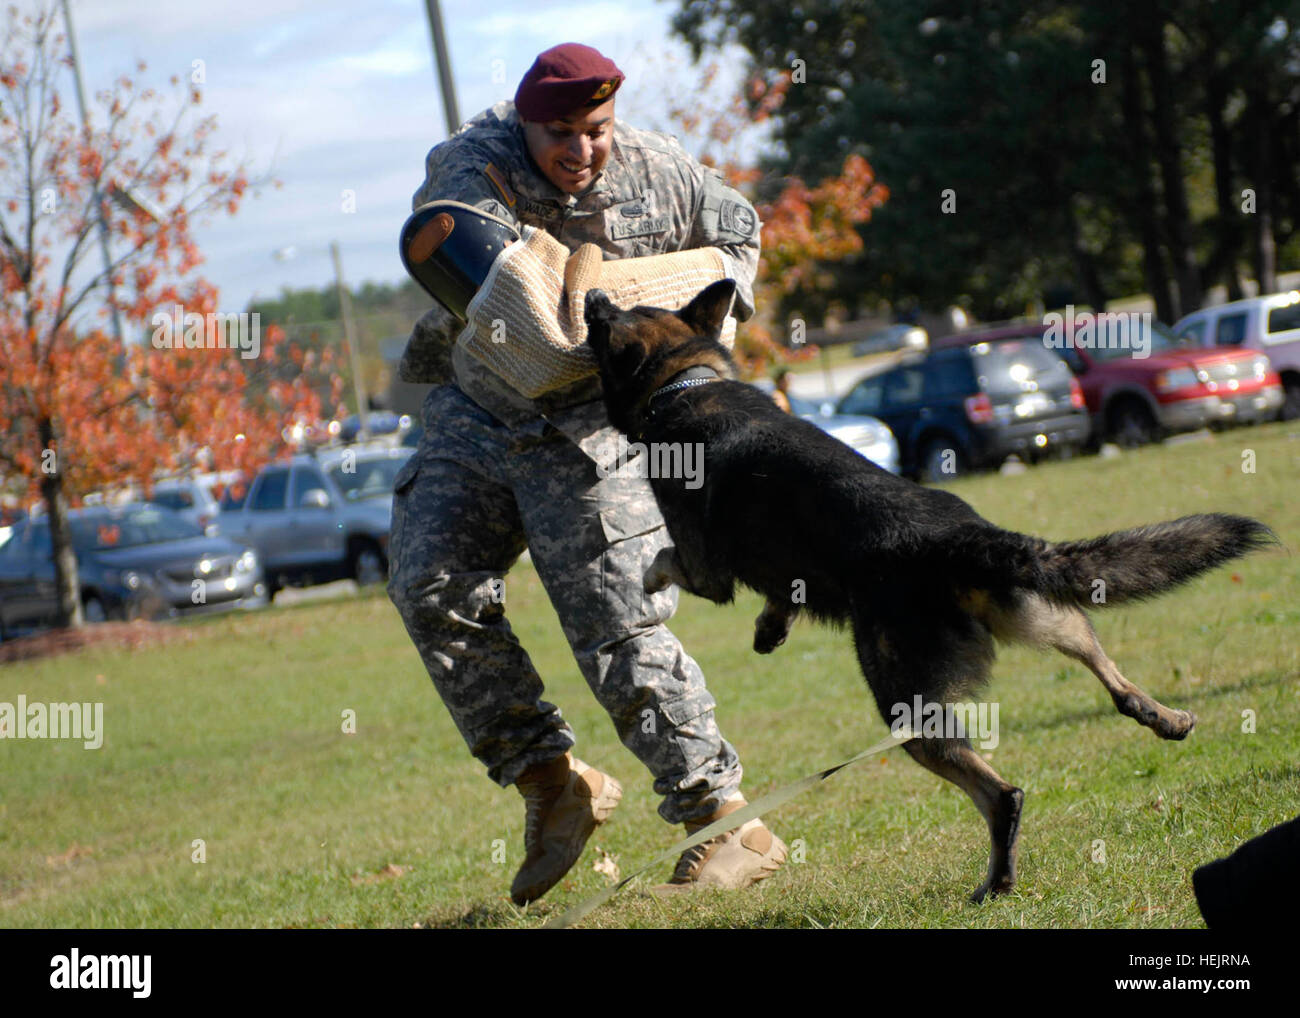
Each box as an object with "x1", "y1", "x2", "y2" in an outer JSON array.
[
  {"x1": 790, "y1": 394, "x2": 901, "y2": 475},
  {"x1": 217, "y1": 444, "x2": 413, "y2": 596},
  {"x1": 333, "y1": 411, "x2": 414, "y2": 445},
  {"x1": 752, "y1": 381, "x2": 900, "y2": 473},
  {"x1": 1172, "y1": 290, "x2": 1300, "y2": 419},
  {"x1": 837, "y1": 340, "x2": 1091, "y2": 482},
  {"x1": 943, "y1": 317, "x2": 1283, "y2": 446},
  {"x1": 0, "y1": 503, "x2": 265, "y2": 640},
  {"x1": 851, "y1": 323, "x2": 929, "y2": 357},
  {"x1": 150, "y1": 471, "x2": 241, "y2": 536}
]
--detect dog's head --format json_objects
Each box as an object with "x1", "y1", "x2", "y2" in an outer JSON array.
[{"x1": 584, "y1": 279, "x2": 738, "y2": 434}]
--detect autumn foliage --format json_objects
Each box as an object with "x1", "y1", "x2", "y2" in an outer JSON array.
[
  {"x1": 2, "y1": 317, "x2": 343, "y2": 500},
  {"x1": 0, "y1": 5, "x2": 342, "y2": 626},
  {"x1": 667, "y1": 66, "x2": 888, "y2": 374}
]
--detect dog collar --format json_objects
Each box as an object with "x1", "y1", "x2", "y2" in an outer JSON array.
[
  {"x1": 633, "y1": 367, "x2": 722, "y2": 440},
  {"x1": 647, "y1": 367, "x2": 721, "y2": 409}
]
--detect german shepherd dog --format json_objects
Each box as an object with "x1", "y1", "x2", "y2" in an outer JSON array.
[{"x1": 583, "y1": 279, "x2": 1275, "y2": 903}]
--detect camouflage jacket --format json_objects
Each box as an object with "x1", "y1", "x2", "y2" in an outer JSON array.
[{"x1": 401, "y1": 100, "x2": 761, "y2": 450}]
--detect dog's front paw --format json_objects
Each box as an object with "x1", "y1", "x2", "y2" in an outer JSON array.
[
  {"x1": 753, "y1": 618, "x2": 788, "y2": 654},
  {"x1": 644, "y1": 565, "x2": 672, "y2": 594},
  {"x1": 644, "y1": 546, "x2": 683, "y2": 594},
  {"x1": 753, "y1": 599, "x2": 795, "y2": 654}
]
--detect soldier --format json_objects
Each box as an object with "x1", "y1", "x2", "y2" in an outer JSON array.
[{"x1": 388, "y1": 42, "x2": 786, "y2": 906}]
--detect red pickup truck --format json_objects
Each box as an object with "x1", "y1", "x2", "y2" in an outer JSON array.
[{"x1": 937, "y1": 315, "x2": 1282, "y2": 446}]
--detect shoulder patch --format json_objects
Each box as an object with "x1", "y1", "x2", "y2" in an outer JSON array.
[
  {"x1": 718, "y1": 199, "x2": 757, "y2": 238},
  {"x1": 483, "y1": 163, "x2": 515, "y2": 208}
]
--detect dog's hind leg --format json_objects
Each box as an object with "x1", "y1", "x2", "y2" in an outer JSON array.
[
  {"x1": 902, "y1": 737, "x2": 1025, "y2": 903},
  {"x1": 982, "y1": 592, "x2": 1196, "y2": 740},
  {"x1": 753, "y1": 597, "x2": 798, "y2": 654},
  {"x1": 854, "y1": 598, "x2": 1023, "y2": 902}
]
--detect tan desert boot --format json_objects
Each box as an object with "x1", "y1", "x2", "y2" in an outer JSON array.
[
  {"x1": 652, "y1": 796, "x2": 787, "y2": 893},
  {"x1": 510, "y1": 752, "x2": 622, "y2": 906}
]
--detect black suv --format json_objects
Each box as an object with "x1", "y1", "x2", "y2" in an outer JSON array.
[{"x1": 836, "y1": 339, "x2": 1091, "y2": 481}]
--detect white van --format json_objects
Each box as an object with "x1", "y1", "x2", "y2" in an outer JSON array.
[{"x1": 1173, "y1": 291, "x2": 1300, "y2": 419}]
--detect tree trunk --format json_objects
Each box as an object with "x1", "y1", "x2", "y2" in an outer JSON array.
[
  {"x1": 1140, "y1": 15, "x2": 1203, "y2": 319},
  {"x1": 1246, "y1": 86, "x2": 1277, "y2": 295},
  {"x1": 1205, "y1": 68, "x2": 1244, "y2": 301},
  {"x1": 1119, "y1": 42, "x2": 1175, "y2": 324},
  {"x1": 1272, "y1": 107, "x2": 1300, "y2": 254},
  {"x1": 37, "y1": 417, "x2": 83, "y2": 629},
  {"x1": 1064, "y1": 198, "x2": 1108, "y2": 311}
]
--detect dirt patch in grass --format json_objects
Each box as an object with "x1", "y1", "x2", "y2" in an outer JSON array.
[{"x1": 0, "y1": 621, "x2": 190, "y2": 665}]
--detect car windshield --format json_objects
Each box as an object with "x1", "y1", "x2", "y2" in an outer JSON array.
[
  {"x1": 971, "y1": 340, "x2": 1070, "y2": 394},
  {"x1": 218, "y1": 479, "x2": 250, "y2": 510},
  {"x1": 1085, "y1": 319, "x2": 1181, "y2": 362},
  {"x1": 67, "y1": 507, "x2": 204, "y2": 550},
  {"x1": 151, "y1": 489, "x2": 196, "y2": 511},
  {"x1": 326, "y1": 456, "x2": 409, "y2": 501}
]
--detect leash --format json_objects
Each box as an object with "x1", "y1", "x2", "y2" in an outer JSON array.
[{"x1": 543, "y1": 729, "x2": 917, "y2": 929}]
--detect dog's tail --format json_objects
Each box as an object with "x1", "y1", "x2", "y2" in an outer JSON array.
[{"x1": 1008, "y1": 513, "x2": 1277, "y2": 607}]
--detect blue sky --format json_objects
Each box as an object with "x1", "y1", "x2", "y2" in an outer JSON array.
[{"x1": 61, "y1": 0, "x2": 754, "y2": 319}]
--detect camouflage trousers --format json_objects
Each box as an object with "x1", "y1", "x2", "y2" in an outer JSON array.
[{"x1": 387, "y1": 383, "x2": 743, "y2": 824}]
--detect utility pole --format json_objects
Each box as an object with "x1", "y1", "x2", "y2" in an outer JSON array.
[
  {"x1": 60, "y1": 0, "x2": 124, "y2": 346},
  {"x1": 330, "y1": 242, "x2": 371, "y2": 443},
  {"x1": 422, "y1": 0, "x2": 462, "y2": 136}
]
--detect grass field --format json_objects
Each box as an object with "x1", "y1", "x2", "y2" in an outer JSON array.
[{"x1": 2, "y1": 423, "x2": 1297, "y2": 929}]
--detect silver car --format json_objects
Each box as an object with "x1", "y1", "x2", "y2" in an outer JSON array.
[
  {"x1": 0, "y1": 504, "x2": 265, "y2": 638},
  {"x1": 789, "y1": 394, "x2": 901, "y2": 474},
  {"x1": 150, "y1": 472, "x2": 239, "y2": 536},
  {"x1": 218, "y1": 445, "x2": 413, "y2": 595},
  {"x1": 752, "y1": 380, "x2": 900, "y2": 474},
  {"x1": 1173, "y1": 290, "x2": 1300, "y2": 419}
]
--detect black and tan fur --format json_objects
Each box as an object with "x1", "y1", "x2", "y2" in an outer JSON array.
[{"x1": 584, "y1": 280, "x2": 1276, "y2": 903}]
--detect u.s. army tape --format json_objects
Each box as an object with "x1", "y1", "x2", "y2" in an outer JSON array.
[{"x1": 544, "y1": 730, "x2": 918, "y2": 929}]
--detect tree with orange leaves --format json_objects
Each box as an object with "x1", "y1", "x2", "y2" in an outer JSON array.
[
  {"x1": 663, "y1": 65, "x2": 888, "y2": 374},
  {"x1": 0, "y1": 5, "x2": 343, "y2": 628}
]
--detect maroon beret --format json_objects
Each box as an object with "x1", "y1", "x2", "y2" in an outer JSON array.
[{"x1": 514, "y1": 43, "x2": 624, "y2": 122}]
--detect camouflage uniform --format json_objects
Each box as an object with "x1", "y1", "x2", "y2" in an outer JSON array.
[{"x1": 388, "y1": 100, "x2": 761, "y2": 823}]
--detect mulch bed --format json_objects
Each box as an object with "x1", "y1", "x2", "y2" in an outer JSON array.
[{"x1": 0, "y1": 621, "x2": 191, "y2": 665}]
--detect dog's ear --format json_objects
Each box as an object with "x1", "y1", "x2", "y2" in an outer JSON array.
[{"x1": 678, "y1": 279, "x2": 737, "y2": 339}]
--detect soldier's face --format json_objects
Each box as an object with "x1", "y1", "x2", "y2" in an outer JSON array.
[{"x1": 523, "y1": 99, "x2": 615, "y2": 194}]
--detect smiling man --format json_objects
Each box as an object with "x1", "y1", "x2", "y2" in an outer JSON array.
[
  {"x1": 389, "y1": 43, "x2": 783, "y2": 905},
  {"x1": 519, "y1": 92, "x2": 614, "y2": 194}
]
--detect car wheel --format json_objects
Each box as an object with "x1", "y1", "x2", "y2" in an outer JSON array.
[
  {"x1": 1281, "y1": 380, "x2": 1300, "y2": 422},
  {"x1": 920, "y1": 438, "x2": 966, "y2": 483},
  {"x1": 349, "y1": 541, "x2": 386, "y2": 586},
  {"x1": 1107, "y1": 400, "x2": 1158, "y2": 448},
  {"x1": 82, "y1": 595, "x2": 107, "y2": 624}
]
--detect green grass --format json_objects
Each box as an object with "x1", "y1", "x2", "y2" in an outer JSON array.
[{"x1": 2, "y1": 423, "x2": 1297, "y2": 928}]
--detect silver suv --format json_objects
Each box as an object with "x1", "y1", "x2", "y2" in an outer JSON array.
[
  {"x1": 1173, "y1": 290, "x2": 1300, "y2": 419},
  {"x1": 218, "y1": 444, "x2": 413, "y2": 596}
]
